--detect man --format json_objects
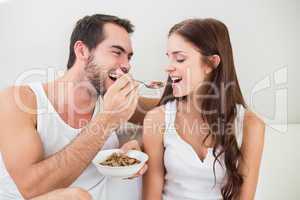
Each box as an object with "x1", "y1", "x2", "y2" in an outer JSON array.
[
  {"x1": 31, "y1": 188, "x2": 92, "y2": 200},
  {"x1": 0, "y1": 14, "x2": 159, "y2": 199},
  {"x1": 1, "y1": 152, "x2": 91, "y2": 200}
]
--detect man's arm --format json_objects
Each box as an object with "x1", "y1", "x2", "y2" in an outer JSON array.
[
  {"x1": 30, "y1": 188, "x2": 92, "y2": 200},
  {"x1": 129, "y1": 96, "x2": 160, "y2": 125},
  {"x1": 0, "y1": 75, "x2": 139, "y2": 199},
  {"x1": 0, "y1": 87, "x2": 114, "y2": 198}
]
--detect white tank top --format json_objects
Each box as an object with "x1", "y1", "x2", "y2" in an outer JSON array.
[
  {"x1": 162, "y1": 100, "x2": 245, "y2": 200},
  {"x1": 26, "y1": 82, "x2": 119, "y2": 199}
]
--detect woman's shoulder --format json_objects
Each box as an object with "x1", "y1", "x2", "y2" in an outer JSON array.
[
  {"x1": 144, "y1": 105, "x2": 165, "y2": 125},
  {"x1": 237, "y1": 105, "x2": 264, "y2": 129},
  {"x1": 242, "y1": 109, "x2": 265, "y2": 145},
  {"x1": 243, "y1": 109, "x2": 265, "y2": 128},
  {"x1": 143, "y1": 105, "x2": 166, "y2": 146}
]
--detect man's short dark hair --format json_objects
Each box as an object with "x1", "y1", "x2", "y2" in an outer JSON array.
[{"x1": 67, "y1": 14, "x2": 134, "y2": 69}]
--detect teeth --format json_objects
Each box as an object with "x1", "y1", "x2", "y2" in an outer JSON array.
[
  {"x1": 109, "y1": 73, "x2": 118, "y2": 78},
  {"x1": 170, "y1": 76, "x2": 182, "y2": 83},
  {"x1": 108, "y1": 73, "x2": 119, "y2": 81},
  {"x1": 171, "y1": 77, "x2": 180, "y2": 81}
]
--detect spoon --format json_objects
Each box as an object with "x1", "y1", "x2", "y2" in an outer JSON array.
[{"x1": 108, "y1": 72, "x2": 165, "y2": 89}]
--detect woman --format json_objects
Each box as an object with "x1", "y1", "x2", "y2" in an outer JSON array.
[{"x1": 142, "y1": 18, "x2": 265, "y2": 200}]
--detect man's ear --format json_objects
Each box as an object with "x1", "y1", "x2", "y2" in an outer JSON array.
[{"x1": 74, "y1": 41, "x2": 90, "y2": 63}]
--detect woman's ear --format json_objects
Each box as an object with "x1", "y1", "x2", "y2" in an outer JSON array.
[
  {"x1": 204, "y1": 55, "x2": 221, "y2": 75},
  {"x1": 209, "y1": 54, "x2": 221, "y2": 69},
  {"x1": 74, "y1": 41, "x2": 90, "y2": 63}
]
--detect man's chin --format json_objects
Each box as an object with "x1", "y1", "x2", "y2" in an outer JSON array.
[
  {"x1": 96, "y1": 88, "x2": 106, "y2": 97},
  {"x1": 87, "y1": 80, "x2": 105, "y2": 97},
  {"x1": 89, "y1": 84, "x2": 105, "y2": 97}
]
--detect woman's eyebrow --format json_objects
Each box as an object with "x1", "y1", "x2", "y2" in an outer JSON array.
[{"x1": 166, "y1": 51, "x2": 186, "y2": 56}]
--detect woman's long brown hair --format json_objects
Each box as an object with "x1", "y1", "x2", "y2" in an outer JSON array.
[{"x1": 159, "y1": 18, "x2": 247, "y2": 200}]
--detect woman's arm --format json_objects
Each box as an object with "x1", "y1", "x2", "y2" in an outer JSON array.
[
  {"x1": 142, "y1": 107, "x2": 165, "y2": 200},
  {"x1": 238, "y1": 111, "x2": 265, "y2": 200}
]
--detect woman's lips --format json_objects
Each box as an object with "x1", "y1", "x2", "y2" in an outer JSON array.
[
  {"x1": 171, "y1": 77, "x2": 182, "y2": 86},
  {"x1": 172, "y1": 80, "x2": 183, "y2": 88}
]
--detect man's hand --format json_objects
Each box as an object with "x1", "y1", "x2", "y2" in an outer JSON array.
[
  {"x1": 102, "y1": 74, "x2": 139, "y2": 128},
  {"x1": 31, "y1": 188, "x2": 92, "y2": 200},
  {"x1": 120, "y1": 140, "x2": 148, "y2": 179}
]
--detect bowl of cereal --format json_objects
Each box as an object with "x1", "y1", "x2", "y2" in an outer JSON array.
[{"x1": 93, "y1": 149, "x2": 148, "y2": 179}]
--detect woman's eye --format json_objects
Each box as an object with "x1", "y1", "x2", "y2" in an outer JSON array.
[
  {"x1": 176, "y1": 59, "x2": 185, "y2": 63},
  {"x1": 112, "y1": 51, "x2": 121, "y2": 56}
]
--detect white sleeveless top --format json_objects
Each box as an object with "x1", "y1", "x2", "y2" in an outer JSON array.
[
  {"x1": 6, "y1": 82, "x2": 118, "y2": 199},
  {"x1": 163, "y1": 100, "x2": 245, "y2": 200}
]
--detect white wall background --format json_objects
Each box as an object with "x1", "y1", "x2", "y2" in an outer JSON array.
[
  {"x1": 0, "y1": 0, "x2": 299, "y2": 124},
  {"x1": 0, "y1": 0, "x2": 299, "y2": 199}
]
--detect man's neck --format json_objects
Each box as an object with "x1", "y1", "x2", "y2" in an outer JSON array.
[{"x1": 44, "y1": 69, "x2": 99, "y2": 128}]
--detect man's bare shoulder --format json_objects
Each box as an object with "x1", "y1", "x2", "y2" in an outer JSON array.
[{"x1": 0, "y1": 85, "x2": 37, "y2": 120}]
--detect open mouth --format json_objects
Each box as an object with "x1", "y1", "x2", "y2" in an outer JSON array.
[
  {"x1": 108, "y1": 72, "x2": 119, "y2": 82},
  {"x1": 171, "y1": 76, "x2": 183, "y2": 84},
  {"x1": 108, "y1": 67, "x2": 129, "y2": 82}
]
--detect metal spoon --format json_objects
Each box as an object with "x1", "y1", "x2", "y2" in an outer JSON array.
[
  {"x1": 134, "y1": 80, "x2": 164, "y2": 89},
  {"x1": 108, "y1": 72, "x2": 165, "y2": 89}
]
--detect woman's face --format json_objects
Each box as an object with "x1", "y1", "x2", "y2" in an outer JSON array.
[{"x1": 166, "y1": 33, "x2": 209, "y2": 98}]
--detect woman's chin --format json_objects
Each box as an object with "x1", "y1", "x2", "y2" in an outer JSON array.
[
  {"x1": 173, "y1": 89, "x2": 194, "y2": 98},
  {"x1": 172, "y1": 84, "x2": 192, "y2": 97},
  {"x1": 173, "y1": 91, "x2": 188, "y2": 98}
]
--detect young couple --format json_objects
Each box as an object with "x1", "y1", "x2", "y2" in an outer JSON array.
[{"x1": 0, "y1": 13, "x2": 264, "y2": 200}]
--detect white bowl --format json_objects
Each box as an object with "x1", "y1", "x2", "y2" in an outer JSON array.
[{"x1": 93, "y1": 149, "x2": 149, "y2": 179}]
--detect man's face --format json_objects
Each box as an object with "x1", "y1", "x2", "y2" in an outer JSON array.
[{"x1": 85, "y1": 23, "x2": 133, "y2": 96}]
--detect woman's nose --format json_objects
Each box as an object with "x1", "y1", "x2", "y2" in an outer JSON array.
[{"x1": 165, "y1": 65, "x2": 176, "y2": 73}]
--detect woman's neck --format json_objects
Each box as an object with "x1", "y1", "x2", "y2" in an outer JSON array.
[{"x1": 177, "y1": 95, "x2": 202, "y2": 117}]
